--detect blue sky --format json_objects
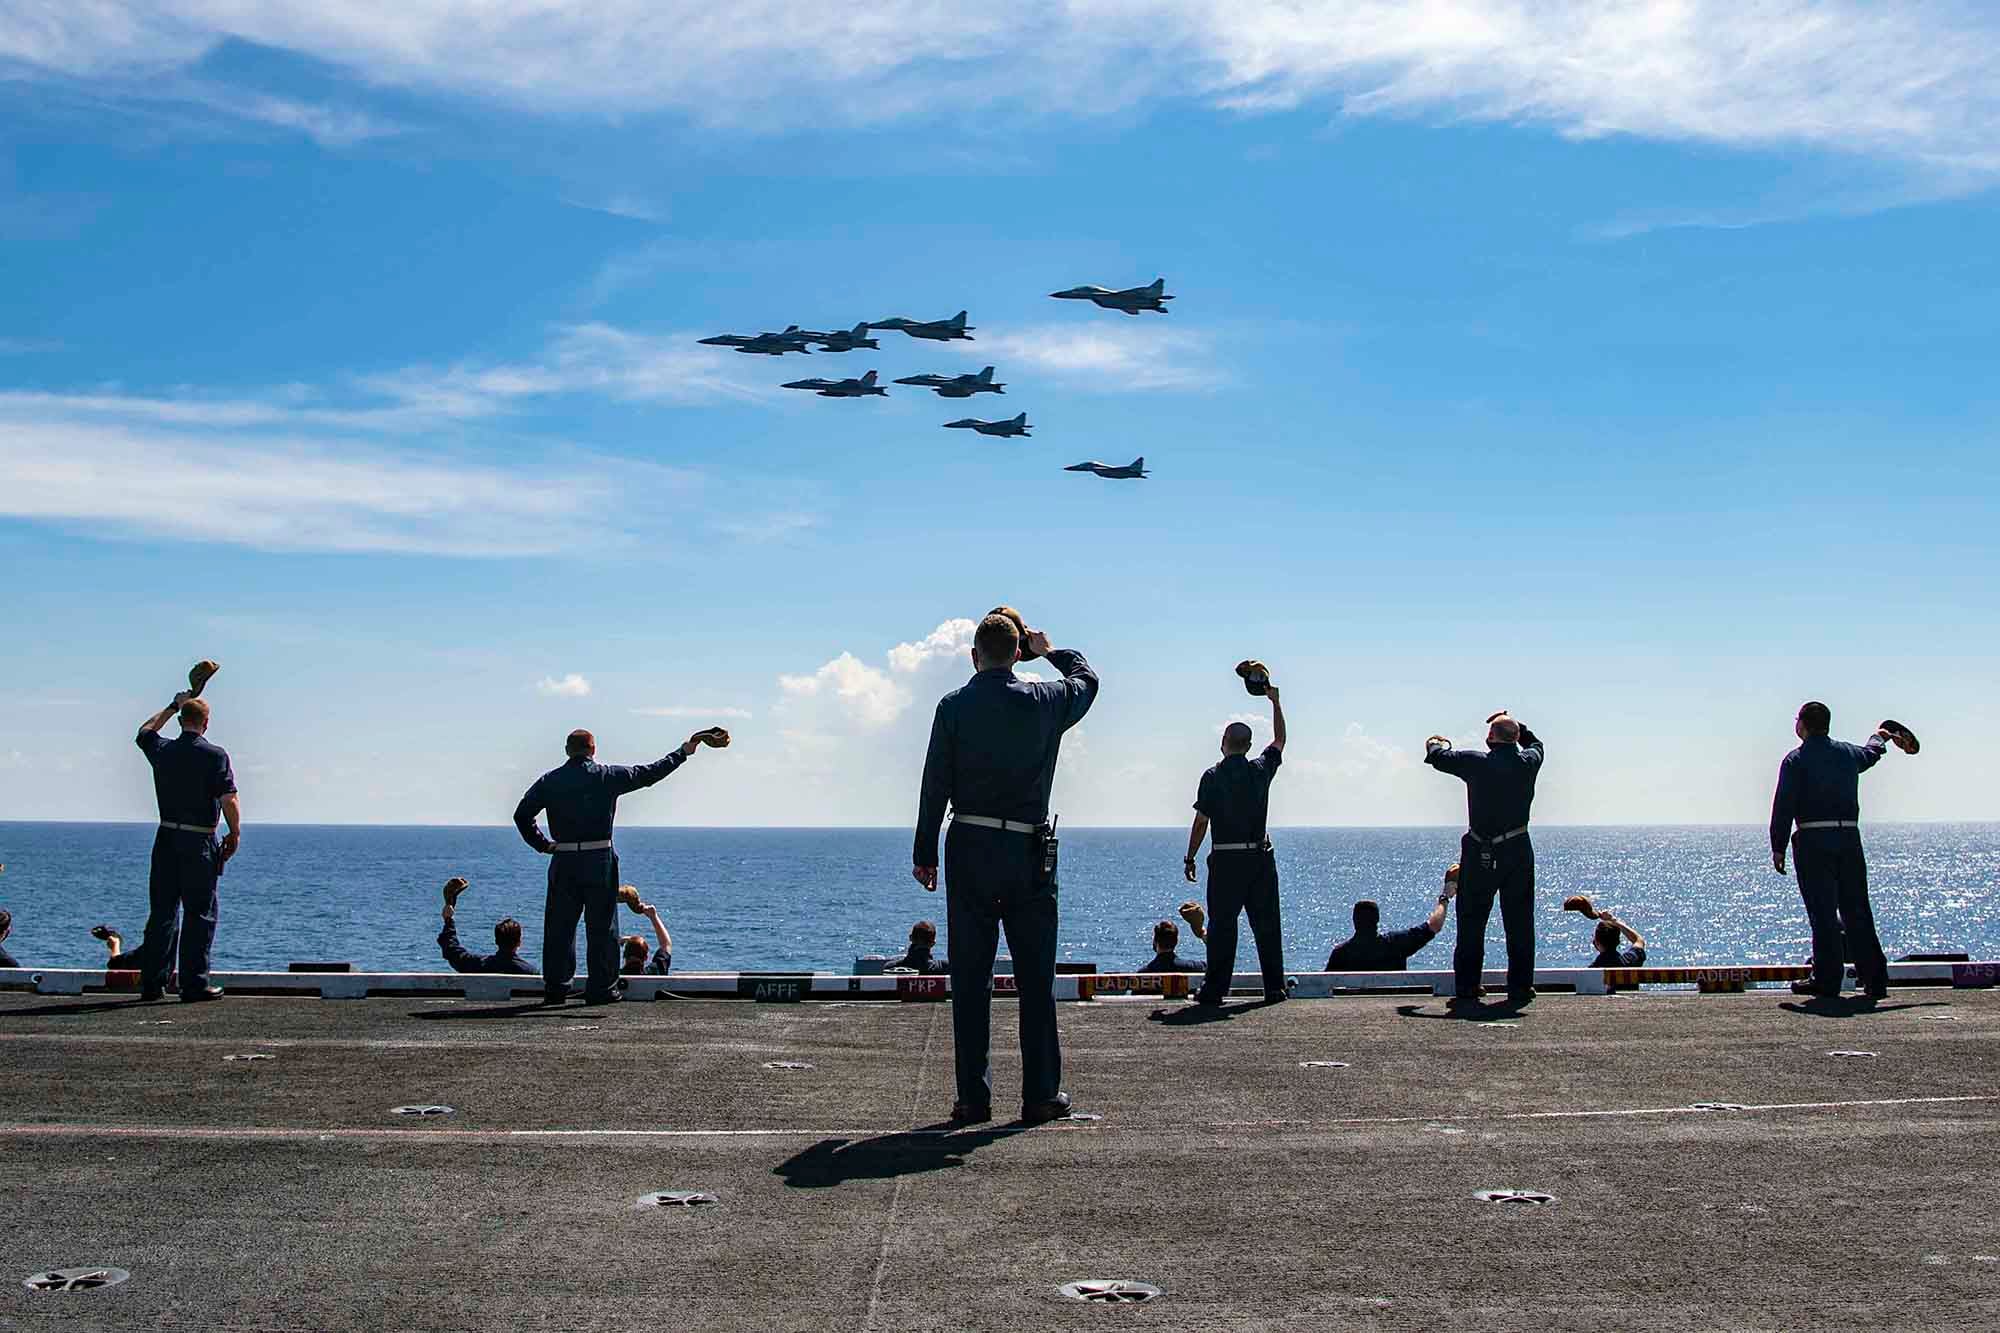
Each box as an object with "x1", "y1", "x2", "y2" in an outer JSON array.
[{"x1": 2, "y1": 2, "x2": 1996, "y2": 828}]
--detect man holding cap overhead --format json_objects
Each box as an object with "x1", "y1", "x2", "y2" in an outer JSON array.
[
  {"x1": 514, "y1": 725, "x2": 728, "y2": 1005},
  {"x1": 913, "y1": 608, "x2": 1098, "y2": 1126},
  {"x1": 1424, "y1": 711, "x2": 1543, "y2": 1008},
  {"x1": 1770, "y1": 702, "x2": 1911, "y2": 1001},
  {"x1": 1185, "y1": 664, "x2": 1288, "y2": 1005},
  {"x1": 132, "y1": 664, "x2": 240, "y2": 1002}
]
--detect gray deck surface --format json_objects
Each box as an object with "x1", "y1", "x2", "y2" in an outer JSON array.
[{"x1": 3, "y1": 987, "x2": 1997, "y2": 1331}]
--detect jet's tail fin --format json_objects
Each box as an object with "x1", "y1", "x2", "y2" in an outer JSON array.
[
  {"x1": 1147, "y1": 278, "x2": 1164, "y2": 295},
  {"x1": 783, "y1": 324, "x2": 800, "y2": 333},
  {"x1": 861, "y1": 370, "x2": 878, "y2": 385},
  {"x1": 1013, "y1": 412, "x2": 1027, "y2": 426},
  {"x1": 1131, "y1": 456, "x2": 1145, "y2": 470},
  {"x1": 851, "y1": 322, "x2": 868, "y2": 336},
  {"x1": 952, "y1": 311, "x2": 967, "y2": 327},
  {"x1": 979, "y1": 366, "x2": 994, "y2": 381}
]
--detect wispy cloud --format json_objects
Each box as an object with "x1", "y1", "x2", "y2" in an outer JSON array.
[
  {"x1": 0, "y1": 405, "x2": 699, "y2": 557},
  {"x1": 632, "y1": 705, "x2": 753, "y2": 719},
  {"x1": 0, "y1": 337, "x2": 63, "y2": 355},
  {"x1": 6, "y1": 3, "x2": 1998, "y2": 175},
  {"x1": 536, "y1": 674, "x2": 593, "y2": 698},
  {"x1": 563, "y1": 194, "x2": 669, "y2": 224},
  {"x1": 978, "y1": 324, "x2": 1224, "y2": 390},
  {"x1": 181, "y1": 86, "x2": 403, "y2": 147}
]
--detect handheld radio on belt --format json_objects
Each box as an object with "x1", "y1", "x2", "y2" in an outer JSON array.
[{"x1": 1034, "y1": 815, "x2": 1060, "y2": 889}]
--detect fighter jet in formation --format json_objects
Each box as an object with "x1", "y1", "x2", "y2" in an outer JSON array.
[
  {"x1": 781, "y1": 370, "x2": 887, "y2": 398},
  {"x1": 799, "y1": 322, "x2": 879, "y2": 352},
  {"x1": 868, "y1": 311, "x2": 974, "y2": 342},
  {"x1": 1048, "y1": 278, "x2": 1172, "y2": 315},
  {"x1": 1065, "y1": 457, "x2": 1148, "y2": 479},
  {"x1": 698, "y1": 325, "x2": 814, "y2": 355},
  {"x1": 894, "y1": 366, "x2": 1005, "y2": 398},
  {"x1": 944, "y1": 412, "x2": 1030, "y2": 438}
]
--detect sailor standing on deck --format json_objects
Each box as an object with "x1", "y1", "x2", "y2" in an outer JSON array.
[
  {"x1": 1770, "y1": 702, "x2": 1902, "y2": 1001},
  {"x1": 1185, "y1": 680, "x2": 1289, "y2": 1005},
  {"x1": 1424, "y1": 712, "x2": 1543, "y2": 1008},
  {"x1": 513, "y1": 726, "x2": 726, "y2": 1005},
  {"x1": 913, "y1": 611, "x2": 1098, "y2": 1126},
  {"x1": 133, "y1": 693, "x2": 241, "y2": 1002}
]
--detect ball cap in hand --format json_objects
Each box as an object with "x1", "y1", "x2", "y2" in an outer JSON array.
[
  {"x1": 617, "y1": 884, "x2": 644, "y2": 910},
  {"x1": 442, "y1": 877, "x2": 469, "y2": 908},
  {"x1": 1562, "y1": 894, "x2": 1600, "y2": 919},
  {"x1": 1878, "y1": 719, "x2": 1919, "y2": 755},
  {"x1": 988, "y1": 605, "x2": 1040, "y2": 661},
  {"x1": 188, "y1": 660, "x2": 221, "y2": 697},
  {"x1": 693, "y1": 727, "x2": 731, "y2": 748},
  {"x1": 1234, "y1": 659, "x2": 1272, "y2": 696}
]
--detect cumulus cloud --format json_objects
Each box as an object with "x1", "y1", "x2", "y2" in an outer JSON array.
[
  {"x1": 976, "y1": 325, "x2": 1223, "y2": 391},
  {"x1": 886, "y1": 618, "x2": 975, "y2": 673},
  {"x1": 5, "y1": 3, "x2": 1998, "y2": 172},
  {"x1": 536, "y1": 674, "x2": 593, "y2": 698},
  {"x1": 777, "y1": 653, "x2": 910, "y2": 728}
]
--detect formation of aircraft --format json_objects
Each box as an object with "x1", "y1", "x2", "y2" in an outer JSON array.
[
  {"x1": 1064, "y1": 457, "x2": 1147, "y2": 479},
  {"x1": 944, "y1": 412, "x2": 1030, "y2": 438},
  {"x1": 697, "y1": 282, "x2": 1173, "y2": 476},
  {"x1": 867, "y1": 311, "x2": 974, "y2": 342},
  {"x1": 697, "y1": 325, "x2": 814, "y2": 355},
  {"x1": 894, "y1": 366, "x2": 1004, "y2": 398},
  {"x1": 1049, "y1": 277, "x2": 1172, "y2": 315},
  {"x1": 780, "y1": 370, "x2": 887, "y2": 398},
  {"x1": 799, "y1": 323, "x2": 878, "y2": 352}
]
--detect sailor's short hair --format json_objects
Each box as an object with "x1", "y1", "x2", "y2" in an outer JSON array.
[
  {"x1": 1798, "y1": 701, "x2": 1832, "y2": 734},
  {"x1": 973, "y1": 613, "x2": 1020, "y2": 666}
]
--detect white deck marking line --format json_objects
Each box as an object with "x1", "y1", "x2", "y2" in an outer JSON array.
[
  {"x1": 2, "y1": 1094, "x2": 1993, "y2": 1144},
  {"x1": 863, "y1": 1002, "x2": 940, "y2": 1333}
]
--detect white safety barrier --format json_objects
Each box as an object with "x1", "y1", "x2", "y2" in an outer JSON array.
[{"x1": 1, "y1": 959, "x2": 1991, "y2": 1001}]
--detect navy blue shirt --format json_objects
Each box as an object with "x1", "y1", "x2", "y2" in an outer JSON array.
[
  {"x1": 514, "y1": 750, "x2": 687, "y2": 851},
  {"x1": 914, "y1": 648, "x2": 1099, "y2": 865},
  {"x1": 623, "y1": 948, "x2": 672, "y2": 976},
  {"x1": 1425, "y1": 729, "x2": 1543, "y2": 838},
  {"x1": 0, "y1": 942, "x2": 16, "y2": 969},
  {"x1": 1195, "y1": 746, "x2": 1282, "y2": 845},
  {"x1": 1589, "y1": 944, "x2": 1647, "y2": 968},
  {"x1": 1769, "y1": 734, "x2": 1886, "y2": 860},
  {"x1": 136, "y1": 729, "x2": 237, "y2": 828},
  {"x1": 1138, "y1": 950, "x2": 1204, "y2": 974},
  {"x1": 1326, "y1": 921, "x2": 1437, "y2": 971},
  {"x1": 889, "y1": 946, "x2": 948, "y2": 975},
  {"x1": 437, "y1": 920, "x2": 538, "y2": 975}
]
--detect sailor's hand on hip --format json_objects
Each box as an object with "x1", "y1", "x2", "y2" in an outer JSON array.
[{"x1": 913, "y1": 864, "x2": 938, "y2": 892}]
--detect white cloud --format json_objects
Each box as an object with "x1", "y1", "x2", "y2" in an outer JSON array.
[
  {"x1": 778, "y1": 653, "x2": 910, "y2": 728},
  {"x1": 5, "y1": 3, "x2": 1998, "y2": 172},
  {"x1": 183, "y1": 86, "x2": 403, "y2": 147},
  {"x1": 536, "y1": 674, "x2": 593, "y2": 698},
  {"x1": 977, "y1": 325, "x2": 1222, "y2": 391},
  {"x1": 632, "y1": 705, "x2": 753, "y2": 719},
  {"x1": 0, "y1": 407, "x2": 696, "y2": 556},
  {"x1": 886, "y1": 618, "x2": 975, "y2": 673}
]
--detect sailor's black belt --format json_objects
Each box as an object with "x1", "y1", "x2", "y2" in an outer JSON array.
[
  {"x1": 1796, "y1": 820, "x2": 1859, "y2": 831},
  {"x1": 551, "y1": 839, "x2": 613, "y2": 852},
  {"x1": 1212, "y1": 840, "x2": 1272, "y2": 852},
  {"x1": 953, "y1": 815, "x2": 1038, "y2": 834},
  {"x1": 1468, "y1": 826, "x2": 1529, "y2": 845},
  {"x1": 159, "y1": 821, "x2": 216, "y2": 834}
]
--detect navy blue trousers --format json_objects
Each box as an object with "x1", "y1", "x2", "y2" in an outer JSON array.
[
  {"x1": 945, "y1": 823, "x2": 1060, "y2": 1111},
  {"x1": 1454, "y1": 834, "x2": 1536, "y2": 998},
  {"x1": 1198, "y1": 849, "x2": 1285, "y2": 1001},
  {"x1": 543, "y1": 850, "x2": 621, "y2": 1000},
  {"x1": 137, "y1": 828, "x2": 218, "y2": 997},
  {"x1": 1794, "y1": 829, "x2": 1888, "y2": 992}
]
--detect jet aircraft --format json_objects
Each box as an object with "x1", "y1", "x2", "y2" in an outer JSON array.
[
  {"x1": 781, "y1": 370, "x2": 887, "y2": 398},
  {"x1": 867, "y1": 311, "x2": 975, "y2": 341},
  {"x1": 943, "y1": 412, "x2": 1030, "y2": 438},
  {"x1": 1048, "y1": 278, "x2": 1172, "y2": 315},
  {"x1": 697, "y1": 325, "x2": 814, "y2": 355},
  {"x1": 799, "y1": 322, "x2": 879, "y2": 352},
  {"x1": 1064, "y1": 457, "x2": 1148, "y2": 479},
  {"x1": 893, "y1": 366, "x2": 1004, "y2": 398}
]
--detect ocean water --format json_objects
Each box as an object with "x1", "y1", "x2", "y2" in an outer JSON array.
[{"x1": 0, "y1": 822, "x2": 1995, "y2": 974}]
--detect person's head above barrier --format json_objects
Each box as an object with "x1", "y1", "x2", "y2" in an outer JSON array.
[
  {"x1": 495, "y1": 917, "x2": 523, "y2": 951},
  {"x1": 1152, "y1": 919, "x2": 1179, "y2": 954},
  {"x1": 971, "y1": 613, "x2": 1020, "y2": 671},
  {"x1": 565, "y1": 728, "x2": 596, "y2": 759},
  {"x1": 1352, "y1": 900, "x2": 1380, "y2": 933},
  {"x1": 0, "y1": 907, "x2": 11, "y2": 942},
  {"x1": 1593, "y1": 919, "x2": 1622, "y2": 956},
  {"x1": 1486, "y1": 714, "x2": 1520, "y2": 747},
  {"x1": 1796, "y1": 700, "x2": 1831, "y2": 739},
  {"x1": 178, "y1": 698, "x2": 210, "y2": 733},
  {"x1": 1221, "y1": 721, "x2": 1253, "y2": 756},
  {"x1": 621, "y1": 934, "x2": 649, "y2": 970},
  {"x1": 910, "y1": 920, "x2": 937, "y2": 949}
]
